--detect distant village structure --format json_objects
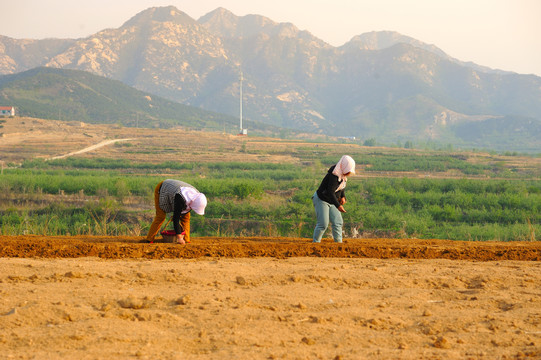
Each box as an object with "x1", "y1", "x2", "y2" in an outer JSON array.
[{"x1": 0, "y1": 106, "x2": 15, "y2": 116}]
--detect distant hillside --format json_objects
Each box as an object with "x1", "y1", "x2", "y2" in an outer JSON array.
[
  {"x1": 0, "y1": 67, "x2": 269, "y2": 133},
  {"x1": 1, "y1": 6, "x2": 540, "y2": 151},
  {"x1": 342, "y1": 31, "x2": 512, "y2": 75},
  {"x1": 0, "y1": 35, "x2": 75, "y2": 74}
]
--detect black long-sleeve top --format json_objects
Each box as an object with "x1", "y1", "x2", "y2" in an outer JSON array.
[
  {"x1": 172, "y1": 193, "x2": 187, "y2": 234},
  {"x1": 316, "y1": 165, "x2": 346, "y2": 208}
]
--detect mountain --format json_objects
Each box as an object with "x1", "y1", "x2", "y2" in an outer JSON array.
[
  {"x1": 0, "y1": 66, "x2": 258, "y2": 132},
  {"x1": 341, "y1": 31, "x2": 511, "y2": 75},
  {"x1": 0, "y1": 6, "x2": 540, "y2": 151},
  {"x1": 0, "y1": 35, "x2": 75, "y2": 74}
]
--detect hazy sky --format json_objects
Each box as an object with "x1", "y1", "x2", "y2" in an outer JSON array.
[{"x1": 1, "y1": 0, "x2": 540, "y2": 76}]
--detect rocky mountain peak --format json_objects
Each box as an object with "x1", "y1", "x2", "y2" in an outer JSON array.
[
  {"x1": 199, "y1": 7, "x2": 238, "y2": 23},
  {"x1": 342, "y1": 31, "x2": 447, "y2": 57},
  {"x1": 200, "y1": 8, "x2": 298, "y2": 40},
  {"x1": 198, "y1": 7, "x2": 240, "y2": 38},
  {"x1": 122, "y1": 6, "x2": 196, "y2": 28}
]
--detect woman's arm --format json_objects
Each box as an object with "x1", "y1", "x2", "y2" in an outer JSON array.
[
  {"x1": 321, "y1": 175, "x2": 340, "y2": 208},
  {"x1": 172, "y1": 193, "x2": 187, "y2": 234}
]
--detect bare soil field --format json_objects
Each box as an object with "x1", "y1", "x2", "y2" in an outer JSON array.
[
  {"x1": 1, "y1": 236, "x2": 540, "y2": 359},
  {"x1": 1, "y1": 236, "x2": 541, "y2": 261}
]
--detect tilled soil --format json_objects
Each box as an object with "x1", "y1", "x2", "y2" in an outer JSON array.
[
  {"x1": 2, "y1": 236, "x2": 541, "y2": 359},
  {"x1": 1, "y1": 235, "x2": 540, "y2": 261}
]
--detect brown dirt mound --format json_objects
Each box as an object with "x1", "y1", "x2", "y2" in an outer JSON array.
[{"x1": 1, "y1": 235, "x2": 540, "y2": 261}]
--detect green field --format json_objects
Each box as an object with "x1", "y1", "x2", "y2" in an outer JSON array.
[{"x1": 1, "y1": 152, "x2": 539, "y2": 241}]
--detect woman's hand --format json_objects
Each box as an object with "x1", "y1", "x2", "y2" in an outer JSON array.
[
  {"x1": 175, "y1": 233, "x2": 186, "y2": 244},
  {"x1": 337, "y1": 205, "x2": 346, "y2": 213},
  {"x1": 339, "y1": 197, "x2": 346, "y2": 205}
]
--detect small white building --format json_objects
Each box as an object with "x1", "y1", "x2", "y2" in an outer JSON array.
[{"x1": 0, "y1": 106, "x2": 15, "y2": 116}]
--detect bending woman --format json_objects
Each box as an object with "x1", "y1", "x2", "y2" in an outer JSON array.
[
  {"x1": 312, "y1": 155, "x2": 355, "y2": 243},
  {"x1": 146, "y1": 179, "x2": 207, "y2": 244}
]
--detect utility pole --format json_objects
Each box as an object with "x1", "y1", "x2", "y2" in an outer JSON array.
[{"x1": 239, "y1": 70, "x2": 243, "y2": 134}]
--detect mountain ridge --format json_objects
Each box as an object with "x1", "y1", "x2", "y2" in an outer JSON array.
[{"x1": 0, "y1": 6, "x2": 539, "y2": 151}]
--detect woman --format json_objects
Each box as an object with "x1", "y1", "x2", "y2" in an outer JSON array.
[
  {"x1": 146, "y1": 179, "x2": 207, "y2": 244},
  {"x1": 312, "y1": 155, "x2": 356, "y2": 243}
]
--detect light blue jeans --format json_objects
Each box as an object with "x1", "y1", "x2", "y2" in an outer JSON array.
[{"x1": 312, "y1": 191, "x2": 343, "y2": 243}]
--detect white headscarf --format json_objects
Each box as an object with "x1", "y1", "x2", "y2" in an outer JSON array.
[
  {"x1": 180, "y1": 187, "x2": 207, "y2": 215},
  {"x1": 332, "y1": 155, "x2": 355, "y2": 191}
]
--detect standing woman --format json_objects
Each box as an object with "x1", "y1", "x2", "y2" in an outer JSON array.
[
  {"x1": 312, "y1": 155, "x2": 356, "y2": 243},
  {"x1": 146, "y1": 179, "x2": 207, "y2": 244}
]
